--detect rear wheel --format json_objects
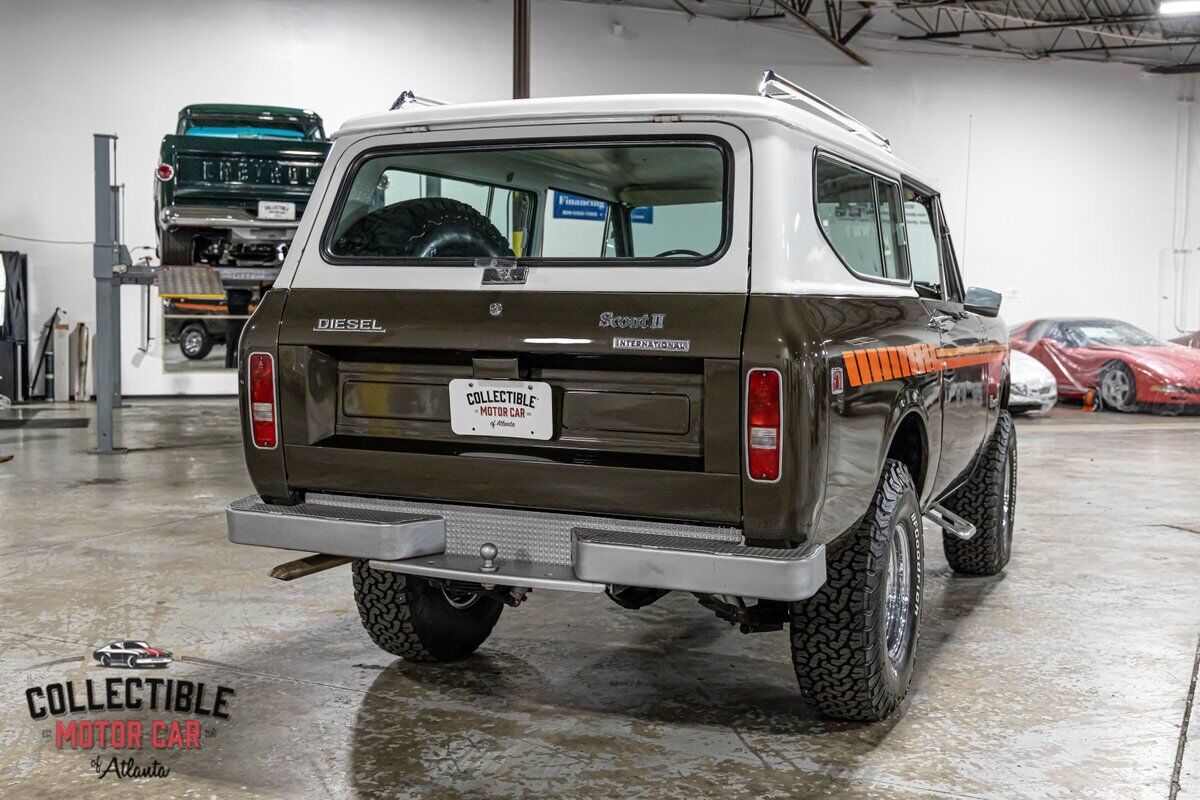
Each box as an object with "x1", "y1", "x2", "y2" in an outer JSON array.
[
  {"x1": 942, "y1": 411, "x2": 1017, "y2": 576},
  {"x1": 789, "y1": 459, "x2": 923, "y2": 721},
  {"x1": 160, "y1": 229, "x2": 196, "y2": 266},
  {"x1": 352, "y1": 560, "x2": 504, "y2": 662},
  {"x1": 179, "y1": 323, "x2": 213, "y2": 360},
  {"x1": 1099, "y1": 360, "x2": 1137, "y2": 412}
]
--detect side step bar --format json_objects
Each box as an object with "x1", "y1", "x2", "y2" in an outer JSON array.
[
  {"x1": 227, "y1": 495, "x2": 445, "y2": 560},
  {"x1": 923, "y1": 504, "x2": 977, "y2": 540},
  {"x1": 573, "y1": 529, "x2": 826, "y2": 602}
]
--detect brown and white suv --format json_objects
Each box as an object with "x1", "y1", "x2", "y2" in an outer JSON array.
[{"x1": 227, "y1": 72, "x2": 1015, "y2": 722}]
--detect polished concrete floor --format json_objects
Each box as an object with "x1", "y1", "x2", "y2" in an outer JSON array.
[{"x1": 0, "y1": 399, "x2": 1198, "y2": 799}]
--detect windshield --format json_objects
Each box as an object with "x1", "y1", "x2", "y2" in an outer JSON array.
[
  {"x1": 1071, "y1": 320, "x2": 1164, "y2": 347},
  {"x1": 179, "y1": 117, "x2": 324, "y2": 141},
  {"x1": 325, "y1": 140, "x2": 728, "y2": 263}
]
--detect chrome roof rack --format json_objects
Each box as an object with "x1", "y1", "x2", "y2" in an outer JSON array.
[
  {"x1": 757, "y1": 69, "x2": 891, "y2": 152},
  {"x1": 390, "y1": 91, "x2": 447, "y2": 111}
]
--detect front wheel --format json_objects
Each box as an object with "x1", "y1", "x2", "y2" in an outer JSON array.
[
  {"x1": 789, "y1": 459, "x2": 924, "y2": 722},
  {"x1": 942, "y1": 411, "x2": 1017, "y2": 576},
  {"x1": 1099, "y1": 360, "x2": 1137, "y2": 412},
  {"x1": 352, "y1": 561, "x2": 503, "y2": 662}
]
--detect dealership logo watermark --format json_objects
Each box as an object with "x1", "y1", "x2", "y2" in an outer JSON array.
[{"x1": 21, "y1": 640, "x2": 238, "y2": 781}]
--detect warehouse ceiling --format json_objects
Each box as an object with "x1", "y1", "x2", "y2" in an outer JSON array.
[{"x1": 561, "y1": 0, "x2": 1200, "y2": 73}]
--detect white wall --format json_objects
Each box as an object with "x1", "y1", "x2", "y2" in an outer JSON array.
[{"x1": 0, "y1": 0, "x2": 1193, "y2": 395}]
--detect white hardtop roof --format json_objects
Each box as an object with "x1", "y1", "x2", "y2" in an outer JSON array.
[{"x1": 334, "y1": 93, "x2": 934, "y2": 188}]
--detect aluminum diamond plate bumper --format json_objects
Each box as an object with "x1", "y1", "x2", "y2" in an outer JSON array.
[
  {"x1": 229, "y1": 494, "x2": 826, "y2": 601},
  {"x1": 226, "y1": 495, "x2": 445, "y2": 560}
]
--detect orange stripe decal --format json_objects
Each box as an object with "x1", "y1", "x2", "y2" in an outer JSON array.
[
  {"x1": 878, "y1": 348, "x2": 894, "y2": 380},
  {"x1": 889, "y1": 347, "x2": 907, "y2": 378},
  {"x1": 843, "y1": 351, "x2": 862, "y2": 387},
  {"x1": 866, "y1": 349, "x2": 884, "y2": 382},
  {"x1": 855, "y1": 350, "x2": 872, "y2": 383}
]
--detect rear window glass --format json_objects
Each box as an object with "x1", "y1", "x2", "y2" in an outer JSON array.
[
  {"x1": 815, "y1": 155, "x2": 909, "y2": 282},
  {"x1": 178, "y1": 117, "x2": 323, "y2": 141},
  {"x1": 325, "y1": 141, "x2": 728, "y2": 263}
]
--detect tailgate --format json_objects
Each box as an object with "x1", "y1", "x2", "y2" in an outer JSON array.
[
  {"x1": 166, "y1": 135, "x2": 330, "y2": 211},
  {"x1": 274, "y1": 289, "x2": 745, "y2": 524}
]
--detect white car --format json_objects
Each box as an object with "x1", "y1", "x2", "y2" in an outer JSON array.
[{"x1": 1009, "y1": 350, "x2": 1057, "y2": 413}]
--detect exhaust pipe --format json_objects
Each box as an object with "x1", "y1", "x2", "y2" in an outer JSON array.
[{"x1": 269, "y1": 554, "x2": 353, "y2": 582}]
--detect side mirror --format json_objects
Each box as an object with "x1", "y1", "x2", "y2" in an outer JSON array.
[{"x1": 964, "y1": 286, "x2": 1002, "y2": 317}]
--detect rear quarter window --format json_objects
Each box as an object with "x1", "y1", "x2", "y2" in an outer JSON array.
[{"x1": 814, "y1": 154, "x2": 910, "y2": 283}]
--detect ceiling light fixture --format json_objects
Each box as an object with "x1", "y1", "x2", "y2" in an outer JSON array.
[{"x1": 1161, "y1": 0, "x2": 1200, "y2": 15}]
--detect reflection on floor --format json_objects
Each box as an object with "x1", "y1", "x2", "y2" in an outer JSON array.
[{"x1": 0, "y1": 401, "x2": 1197, "y2": 799}]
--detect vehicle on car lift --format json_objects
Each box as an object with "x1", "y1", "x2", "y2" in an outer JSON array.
[
  {"x1": 163, "y1": 297, "x2": 259, "y2": 360},
  {"x1": 155, "y1": 104, "x2": 331, "y2": 266},
  {"x1": 226, "y1": 72, "x2": 1015, "y2": 722},
  {"x1": 1012, "y1": 317, "x2": 1200, "y2": 412}
]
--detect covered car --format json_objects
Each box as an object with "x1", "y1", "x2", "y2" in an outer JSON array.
[
  {"x1": 1172, "y1": 331, "x2": 1200, "y2": 349},
  {"x1": 1008, "y1": 350, "x2": 1057, "y2": 414},
  {"x1": 1011, "y1": 318, "x2": 1200, "y2": 413}
]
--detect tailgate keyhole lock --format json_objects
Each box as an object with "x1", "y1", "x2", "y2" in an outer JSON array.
[{"x1": 479, "y1": 543, "x2": 499, "y2": 573}]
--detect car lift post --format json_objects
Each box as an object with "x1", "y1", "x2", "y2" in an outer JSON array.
[{"x1": 90, "y1": 133, "x2": 154, "y2": 455}]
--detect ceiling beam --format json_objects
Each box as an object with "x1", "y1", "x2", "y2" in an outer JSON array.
[
  {"x1": 1045, "y1": 38, "x2": 1200, "y2": 54},
  {"x1": 773, "y1": 0, "x2": 872, "y2": 66},
  {"x1": 899, "y1": 12, "x2": 1163, "y2": 40}
]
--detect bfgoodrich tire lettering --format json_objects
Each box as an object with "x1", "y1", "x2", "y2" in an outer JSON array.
[
  {"x1": 789, "y1": 459, "x2": 924, "y2": 722},
  {"x1": 942, "y1": 410, "x2": 1017, "y2": 576},
  {"x1": 352, "y1": 560, "x2": 503, "y2": 662}
]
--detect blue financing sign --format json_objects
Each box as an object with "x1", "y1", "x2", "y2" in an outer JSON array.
[{"x1": 552, "y1": 192, "x2": 653, "y2": 224}]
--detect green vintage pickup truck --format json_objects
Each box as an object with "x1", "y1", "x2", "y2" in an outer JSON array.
[{"x1": 155, "y1": 104, "x2": 332, "y2": 266}]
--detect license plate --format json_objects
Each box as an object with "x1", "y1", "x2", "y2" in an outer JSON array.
[
  {"x1": 257, "y1": 200, "x2": 295, "y2": 220},
  {"x1": 449, "y1": 379, "x2": 552, "y2": 440}
]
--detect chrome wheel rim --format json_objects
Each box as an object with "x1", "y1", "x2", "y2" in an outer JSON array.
[
  {"x1": 442, "y1": 587, "x2": 481, "y2": 610},
  {"x1": 1100, "y1": 367, "x2": 1132, "y2": 409},
  {"x1": 884, "y1": 521, "x2": 913, "y2": 666}
]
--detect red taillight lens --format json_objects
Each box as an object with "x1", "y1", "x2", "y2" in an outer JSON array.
[
  {"x1": 746, "y1": 368, "x2": 781, "y2": 482},
  {"x1": 248, "y1": 353, "x2": 277, "y2": 449},
  {"x1": 156, "y1": 164, "x2": 175, "y2": 181}
]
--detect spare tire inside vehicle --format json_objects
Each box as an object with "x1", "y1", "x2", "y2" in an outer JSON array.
[{"x1": 334, "y1": 197, "x2": 514, "y2": 259}]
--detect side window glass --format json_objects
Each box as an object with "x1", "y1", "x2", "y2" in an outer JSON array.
[
  {"x1": 903, "y1": 188, "x2": 942, "y2": 299},
  {"x1": 934, "y1": 198, "x2": 965, "y2": 303},
  {"x1": 876, "y1": 180, "x2": 908, "y2": 282},
  {"x1": 816, "y1": 157, "x2": 882, "y2": 278}
]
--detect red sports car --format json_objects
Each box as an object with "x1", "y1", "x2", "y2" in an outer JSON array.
[{"x1": 1011, "y1": 318, "x2": 1200, "y2": 412}]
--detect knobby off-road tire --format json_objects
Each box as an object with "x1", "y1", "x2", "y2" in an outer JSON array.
[
  {"x1": 790, "y1": 459, "x2": 924, "y2": 722},
  {"x1": 334, "y1": 198, "x2": 514, "y2": 259},
  {"x1": 942, "y1": 410, "x2": 1017, "y2": 576},
  {"x1": 352, "y1": 560, "x2": 504, "y2": 662}
]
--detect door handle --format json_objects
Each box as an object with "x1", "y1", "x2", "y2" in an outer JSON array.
[{"x1": 927, "y1": 312, "x2": 957, "y2": 333}]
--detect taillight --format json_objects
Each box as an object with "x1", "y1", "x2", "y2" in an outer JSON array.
[
  {"x1": 248, "y1": 353, "x2": 278, "y2": 449},
  {"x1": 156, "y1": 164, "x2": 175, "y2": 181},
  {"x1": 746, "y1": 368, "x2": 782, "y2": 482}
]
